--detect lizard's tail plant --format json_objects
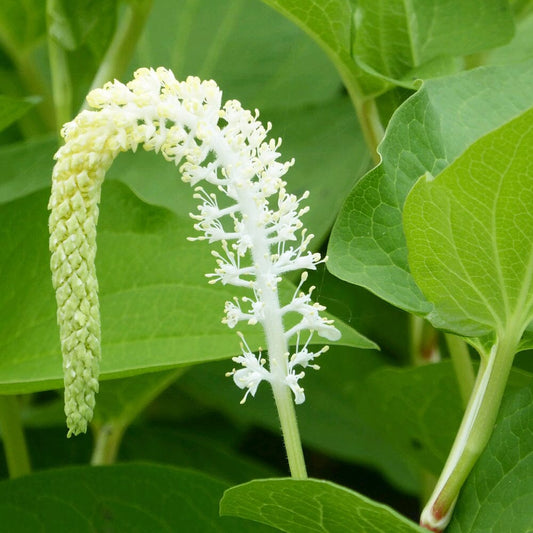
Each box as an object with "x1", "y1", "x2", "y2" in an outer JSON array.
[{"x1": 49, "y1": 67, "x2": 340, "y2": 476}]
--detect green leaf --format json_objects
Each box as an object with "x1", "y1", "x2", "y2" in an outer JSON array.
[
  {"x1": 354, "y1": 0, "x2": 514, "y2": 87},
  {"x1": 220, "y1": 478, "x2": 425, "y2": 532},
  {"x1": 0, "y1": 464, "x2": 275, "y2": 532},
  {"x1": 134, "y1": 0, "x2": 341, "y2": 109},
  {"x1": 0, "y1": 137, "x2": 56, "y2": 204},
  {"x1": 447, "y1": 383, "x2": 533, "y2": 533},
  {"x1": 403, "y1": 108, "x2": 533, "y2": 337},
  {"x1": 259, "y1": 0, "x2": 387, "y2": 97},
  {"x1": 0, "y1": 181, "x2": 371, "y2": 394},
  {"x1": 0, "y1": 95, "x2": 38, "y2": 133},
  {"x1": 328, "y1": 62, "x2": 533, "y2": 314},
  {"x1": 127, "y1": 0, "x2": 371, "y2": 245}
]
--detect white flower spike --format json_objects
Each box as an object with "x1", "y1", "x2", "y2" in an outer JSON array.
[{"x1": 49, "y1": 67, "x2": 340, "y2": 438}]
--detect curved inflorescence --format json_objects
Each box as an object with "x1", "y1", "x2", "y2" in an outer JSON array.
[{"x1": 49, "y1": 67, "x2": 340, "y2": 436}]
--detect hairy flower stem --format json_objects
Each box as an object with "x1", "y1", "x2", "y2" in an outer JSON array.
[
  {"x1": 420, "y1": 331, "x2": 519, "y2": 531},
  {"x1": 250, "y1": 226, "x2": 307, "y2": 477},
  {"x1": 272, "y1": 383, "x2": 307, "y2": 478},
  {"x1": 0, "y1": 396, "x2": 31, "y2": 478}
]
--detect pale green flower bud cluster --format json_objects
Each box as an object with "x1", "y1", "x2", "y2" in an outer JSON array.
[{"x1": 49, "y1": 67, "x2": 339, "y2": 436}]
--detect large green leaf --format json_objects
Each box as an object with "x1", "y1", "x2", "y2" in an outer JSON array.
[
  {"x1": 354, "y1": 0, "x2": 514, "y2": 87},
  {"x1": 220, "y1": 478, "x2": 424, "y2": 532},
  {"x1": 328, "y1": 62, "x2": 533, "y2": 314},
  {"x1": 135, "y1": 0, "x2": 341, "y2": 109},
  {"x1": 404, "y1": 108, "x2": 533, "y2": 337},
  {"x1": 0, "y1": 137, "x2": 56, "y2": 204},
  {"x1": 447, "y1": 383, "x2": 533, "y2": 533},
  {"x1": 0, "y1": 464, "x2": 275, "y2": 532},
  {"x1": 0, "y1": 181, "x2": 372, "y2": 394}
]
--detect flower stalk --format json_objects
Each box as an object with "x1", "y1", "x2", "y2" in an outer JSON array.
[{"x1": 49, "y1": 68, "x2": 339, "y2": 476}]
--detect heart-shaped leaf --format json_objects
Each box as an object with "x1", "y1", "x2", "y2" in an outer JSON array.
[
  {"x1": 328, "y1": 61, "x2": 533, "y2": 314},
  {"x1": 404, "y1": 108, "x2": 533, "y2": 338},
  {"x1": 220, "y1": 478, "x2": 425, "y2": 532}
]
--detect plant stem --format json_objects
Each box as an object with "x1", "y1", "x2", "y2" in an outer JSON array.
[
  {"x1": 445, "y1": 334, "x2": 475, "y2": 408},
  {"x1": 0, "y1": 396, "x2": 31, "y2": 478},
  {"x1": 90, "y1": 369, "x2": 184, "y2": 465},
  {"x1": 420, "y1": 331, "x2": 519, "y2": 531},
  {"x1": 353, "y1": 97, "x2": 384, "y2": 165},
  {"x1": 332, "y1": 62, "x2": 383, "y2": 164},
  {"x1": 91, "y1": 422, "x2": 125, "y2": 465},
  {"x1": 84, "y1": 0, "x2": 154, "y2": 101},
  {"x1": 410, "y1": 315, "x2": 440, "y2": 366}
]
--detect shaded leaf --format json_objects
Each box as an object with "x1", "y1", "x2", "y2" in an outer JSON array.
[
  {"x1": 0, "y1": 464, "x2": 275, "y2": 532},
  {"x1": 134, "y1": 0, "x2": 341, "y2": 109},
  {"x1": 0, "y1": 136, "x2": 56, "y2": 204},
  {"x1": 47, "y1": 0, "x2": 116, "y2": 54},
  {"x1": 448, "y1": 383, "x2": 533, "y2": 533},
  {"x1": 92, "y1": 369, "x2": 183, "y2": 426},
  {"x1": 361, "y1": 361, "x2": 532, "y2": 476},
  {"x1": 220, "y1": 478, "x2": 425, "y2": 532},
  {"x1": 0, "y1": 0, "x2": 46, "y2": 51}
]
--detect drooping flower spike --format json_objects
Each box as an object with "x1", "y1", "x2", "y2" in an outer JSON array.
[{"x1": 49, "y1": 67, "x2": 340, "y2": 438}]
